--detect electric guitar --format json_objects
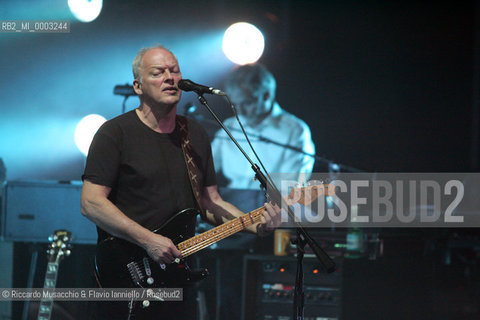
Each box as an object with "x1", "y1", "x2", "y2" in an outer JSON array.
[
  {"x1": 94, "y1": 184, "x2": 333, "y2": 289},
  {"x1": 37, "y1": 230, "x2": 72, "y2": 320}
]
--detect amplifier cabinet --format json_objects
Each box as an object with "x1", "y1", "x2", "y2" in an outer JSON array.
[{"x1": 1, "y1": 180, "x2": 97, "y2": 244}]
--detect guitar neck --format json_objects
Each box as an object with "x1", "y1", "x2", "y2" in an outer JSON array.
[
  {"x1": 177, "y1": 206, "x2": 264, "y2": 257},
  {"x1": 37, "y1": 262, "x2": 59, "y2": 320}
]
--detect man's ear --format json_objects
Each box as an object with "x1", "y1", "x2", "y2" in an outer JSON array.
[{"x1": 133, "y1": 79, "x2": 142, "y2": 95}]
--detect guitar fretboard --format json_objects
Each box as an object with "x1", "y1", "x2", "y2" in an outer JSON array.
[
  {"x1": 37, "y1": 262, "x2": 59, "y2": 320},
  {"x1": 177, "y1": 206, "x2": 264, "y2": 257}
]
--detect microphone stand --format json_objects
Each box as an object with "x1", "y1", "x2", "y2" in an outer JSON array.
[
  {"x1": 195, "y1": 93, "x2": 336, "y2": 320},
  {"x1": 187, "y1": 108, "x2": 363, "y2": 173}
]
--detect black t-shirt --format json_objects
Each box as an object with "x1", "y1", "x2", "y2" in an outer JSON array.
[{"x1": 82, "y1": 110, "x2": 217, "y2": 241}]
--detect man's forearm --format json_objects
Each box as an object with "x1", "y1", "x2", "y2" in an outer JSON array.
[
  {"x1": 203, "y1": 196, "x2": 261, "y2": 234},
  {"x1": 80, "y1": 184, "x2": 154, "y2": 248}
]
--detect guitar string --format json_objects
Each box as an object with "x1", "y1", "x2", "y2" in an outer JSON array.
[
  {"x1": 179, "y1": 208, "x2": 264, "y2": 257},
  {"x1": 122, "y1": 209, "x2": 263, "y2": 270},
  {"x1": 180, "y1": 219, "x2": 259, "y2": 257},
  {"x1": 179, "y1": 185, "x2": 329, "y2": 256},
  {"x1": 112, "y1": 187, "x2": 326, "y2": 280},
  {"x1": 187, "y1": 208, "x2": 263, "y2": 247},
  {"x1": 39, "y1": 234, "x2": 71, "y2": 318},
  {"x1": 180, "y1": 207, "x2": 263, "y2": 249},
  {"x1": 180, "y1": 210, "x2": 263, "y2": 257}
]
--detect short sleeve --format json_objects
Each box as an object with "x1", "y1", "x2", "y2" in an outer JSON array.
[{"x1": 82, "y1": 125, "x2": 121, "y2": 188}]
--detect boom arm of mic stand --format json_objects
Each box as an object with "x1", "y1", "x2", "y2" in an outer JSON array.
[
  {"x1": 195, "y1": 94, "x2": 336, "y2": 273},
  {"x1": 191, "y1": 112, "x2": 363, "y2": 173}
]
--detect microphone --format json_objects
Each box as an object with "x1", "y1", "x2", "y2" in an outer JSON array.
[{"x1": 178, "y1": 79, "x2": 225, "y2": 96}]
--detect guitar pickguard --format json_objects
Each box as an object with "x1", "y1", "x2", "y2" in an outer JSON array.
[{"x1": 95, "y1": 208, "x2": 207, "y2": 288}]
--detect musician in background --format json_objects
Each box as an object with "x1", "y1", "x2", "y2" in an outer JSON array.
[
  {"x1": 211, "y1": 63, "x2": 316, "y2": 190},
  {"x1": 80, "y1": 45, "x2": 280, "y2": 319}
]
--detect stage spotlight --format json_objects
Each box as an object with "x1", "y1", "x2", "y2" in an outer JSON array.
[
  {"x1": 68, "y1": 0, "x2": 103, "y2": 23},
  {"x1": 74, "y1": 114, "x2": 106, "y2": 156},
  {"x1": 222, "y1": 22, "x2": 265, "y2": 65}
]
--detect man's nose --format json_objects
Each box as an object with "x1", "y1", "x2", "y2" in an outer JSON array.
[{"x1": 164, "y1": 69, "x2": 175, "y2": 83}]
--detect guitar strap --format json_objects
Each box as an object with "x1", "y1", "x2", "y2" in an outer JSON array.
[{"x1": 176, "y1": 115, "x2": 205, "y2": 218}]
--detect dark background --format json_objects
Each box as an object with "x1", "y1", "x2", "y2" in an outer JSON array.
[
  {"x1": 0, "y1": 0, "x2": 478, "y2": 178},
  {"x1": 1, "y1": 0, "x2": 480, "y2": 319}
]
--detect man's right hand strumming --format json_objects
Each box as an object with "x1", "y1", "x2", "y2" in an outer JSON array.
[
  {"x1": 81, "y1": 180, "x2": 182, "y2": 265},
  {"x1": 143, "y1": 234, "x2": 182, "y2": 264}
]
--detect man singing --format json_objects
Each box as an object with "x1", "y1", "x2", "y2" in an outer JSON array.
[{"x1": 81, "y1": 45, "x2": 280, "y2": 319}]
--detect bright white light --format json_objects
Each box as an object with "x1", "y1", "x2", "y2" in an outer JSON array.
[
  {"x1": 75, "y1": 114, "x2": 106, "y2": 156},
  {"x1": 68, "y1": 0, "x2": 103, "y2": 23},
  {"x1": 222, "y1": 22, "x2": 265, "y2": 65}
]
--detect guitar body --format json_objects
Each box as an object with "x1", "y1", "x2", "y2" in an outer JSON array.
[
  {"x1": 94, "y1": 184, "x2": 330, "y2": 290},
  {"x1": 95, "y1": 208, "x2": 208, "y2": 288}
]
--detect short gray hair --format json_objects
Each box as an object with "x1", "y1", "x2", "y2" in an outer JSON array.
[
  {"x1": 132, "y1": 44, "x2": 176, "y2": 84},
  {"x1": 225, "y1": 63, "x2": 276, "y2": 101}
]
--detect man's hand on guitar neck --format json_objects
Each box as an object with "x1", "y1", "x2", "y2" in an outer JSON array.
[
  {"x1": 258, "y1": 202, "x2": 282, "y2": 236},
  {"x1": 201, "y1": 185, "x2": 283, "y2": 235}
]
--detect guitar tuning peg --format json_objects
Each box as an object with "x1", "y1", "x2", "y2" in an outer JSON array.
[
  {"x1": 65, "y1": 250, "x2": 71, "y2": 256},
  {"x1": 63, "y1": 236, "x2": 69, "y2": 242}
]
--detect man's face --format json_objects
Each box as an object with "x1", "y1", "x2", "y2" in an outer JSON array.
[
  {"x1": 229, "y1": 87, "x2": 269, "y2": 118},
  {"x1": 135, "y1": 48, "x2": 182, "y2": 106}
]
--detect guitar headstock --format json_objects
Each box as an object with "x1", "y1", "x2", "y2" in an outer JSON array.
[
  {"x1": 47, "y1": 230, "x2": 72, "y2": 264},
  {"x1": 287, "y1": 182, "x2": 335, "y2": 206}
]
